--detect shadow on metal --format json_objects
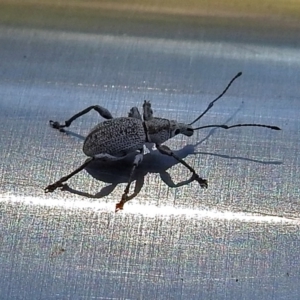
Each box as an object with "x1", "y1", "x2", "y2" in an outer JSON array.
[
  {"x1": 60, "y1": 142, "x2": 282, "y2": 201},
  {"x1": 61, "y1": 145, "x2": 196, "y2": 201}
]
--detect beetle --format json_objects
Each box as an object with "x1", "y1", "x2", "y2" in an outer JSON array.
[{"x1": 45, "y1": 72, "x2": 280, "y2": 211}]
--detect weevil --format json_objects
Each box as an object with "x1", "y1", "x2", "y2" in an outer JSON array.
[{"x1": 45, "y1": 72, "x2": 280, "y2": 211}]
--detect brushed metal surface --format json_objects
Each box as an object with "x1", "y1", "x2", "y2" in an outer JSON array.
[{"x1": 0, "y1": 26, "x2": 299, "y2": 299}]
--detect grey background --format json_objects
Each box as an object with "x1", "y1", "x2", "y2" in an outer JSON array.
[{"x1": 0, "y1": 6, "x2": 300, "y2": 300}]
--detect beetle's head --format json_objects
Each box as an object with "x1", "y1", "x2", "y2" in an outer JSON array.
[{"x1": 168, "y1": 73, "x2": 243, "y2": 139}]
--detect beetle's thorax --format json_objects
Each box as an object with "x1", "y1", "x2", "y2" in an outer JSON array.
[
  {"x1": 144, "y1": 117, "x2": 194, "y2": 144},
  {"x1": 143, "y1": 118, "x2": 170, "y2": 144}
]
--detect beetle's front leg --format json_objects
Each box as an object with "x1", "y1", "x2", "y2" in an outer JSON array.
[
  {"x1": 115, "y1": 150, "x2": 144, "y2": 212},
  {"x1": 156, "y1": 144, "x2": 208, "y2": 188}
]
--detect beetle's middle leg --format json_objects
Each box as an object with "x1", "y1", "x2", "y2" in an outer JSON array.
[
  {"x1": 128, "y1": 107, "x2": 142, "y2": 120},
  {"x1": 50, "y1": 105, "x2": 113, "y2": 132},
  {"x1": 44, "y1": 157, "x2": 95, "y2": 193},
  {"x1": 143, "y1": 100, "x2": 154, "y2": 121},
  {"x1": 115, "y1": 149, "x2": 144, "y2": 212},
  {"x1": 156, "y1": 144, "x2": 208, "y2": 188}
]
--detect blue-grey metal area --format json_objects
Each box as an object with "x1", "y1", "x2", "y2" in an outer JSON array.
[{"x1": 0, "y1": 25, "x2": 300, "y2": 299}]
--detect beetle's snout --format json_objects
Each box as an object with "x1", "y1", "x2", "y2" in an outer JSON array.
[
  {"x1": 184, "y1": 126, "x2": 194, "y2": 137},
  {"x1": 178, "y1": 124, "x2": 194, "y2": 137}
]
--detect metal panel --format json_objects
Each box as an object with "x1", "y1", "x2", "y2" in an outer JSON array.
[{"x1": 0, "y1": 10, "x2": 299, "y2": 300}]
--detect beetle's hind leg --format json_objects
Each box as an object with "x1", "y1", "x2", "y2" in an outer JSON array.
[
  {"x1": 45, "y1": 157, "x2": 94, "y2": 193},
  {"x1": 50, "y1": 105, "x2": 113, "y2": 132}
]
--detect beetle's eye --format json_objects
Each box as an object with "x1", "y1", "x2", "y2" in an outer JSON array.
[
  {"x1": 175, "y1": 129, "x2": 180, "y2": 135},
  {"x1": 187, "y1": 128, "x2": 193, "y2": 132}
]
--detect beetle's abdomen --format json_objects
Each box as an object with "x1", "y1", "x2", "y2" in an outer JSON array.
[{"x1": 83, "y1": 117, "x2": 145, "y2": 157}]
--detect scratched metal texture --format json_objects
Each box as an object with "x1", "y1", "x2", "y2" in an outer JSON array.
[{"x1": 0, "y1": 23, "x2": 300, "y2": 300}]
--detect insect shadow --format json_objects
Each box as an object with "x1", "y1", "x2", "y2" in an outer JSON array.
[
  {"x1": 62, "y1": 144, "x2": 199, "y2": 200},
  {"x1": 62, "y1": 116, "x2": 282, "y2": 201}
]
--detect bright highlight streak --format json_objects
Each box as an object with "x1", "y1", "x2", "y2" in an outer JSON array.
[{"x1": 1, "y1": 195, "x2": 298, "y2": 224}]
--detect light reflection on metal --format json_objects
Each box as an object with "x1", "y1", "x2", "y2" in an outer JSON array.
[{"x1": 1, "y1": 195, "x2": 298, "y2": 224}]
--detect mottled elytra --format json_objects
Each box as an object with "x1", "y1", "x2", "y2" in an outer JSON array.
[{"x1": 45, "y1": 72, "x2": 280, "y2": 211}]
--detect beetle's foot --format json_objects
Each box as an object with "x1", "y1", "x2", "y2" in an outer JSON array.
[
  {"x1": 193, "y1": 174, "x2": 208, "y2": 188},
  {"x1": 49, "y1": 120, "x2": 61, "y2": 129},
  {"x1": 115, "y1": 194, "x2": 128, "y2": 212},
  {"x1": 49, "y1": 120, "x2": 66, "y2": 133},
  {"x1": 115, "y1": 201, "x2": 124, "y2": 212},
  {"x1": 45, "y1": 181, "x2": 64, "y2": 193}
]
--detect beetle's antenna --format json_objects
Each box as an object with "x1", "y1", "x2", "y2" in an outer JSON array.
[
  {"x1": 194, "y1": 123, "x2": 281, "y2": 130},
  {"x1": 189, "y1": 72, "x2": 242, "y2": 126},
  {"x1": 193, "y1": 125, "x2": 228, "y2": 130}
]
